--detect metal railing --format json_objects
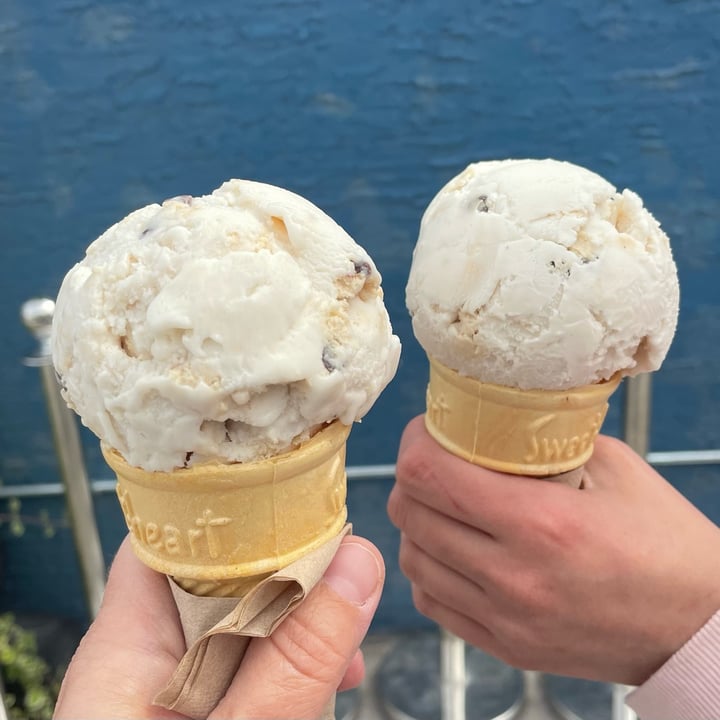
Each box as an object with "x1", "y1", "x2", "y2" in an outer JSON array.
[
  {"x1": 20, "y1": 299, "x2": 106, "y2": 620},
  {"x1": 12, "y1": 297, "x2": 720, "y2": 720}
]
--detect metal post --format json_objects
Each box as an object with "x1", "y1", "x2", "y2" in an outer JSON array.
[
  {"x1": 21, "y1": 298, "x2": 106, "y2": 619},
  {"x1": 623, "y1": 374, "x2": 652, "y2": 458},
  {"x1": 440, "y1": 630, "x2": 466, "y2": 720},
  {"x1": 612, "y1": 685, "x2": 637, "y2": 720},
  {"x1": 0, "y1": 673, "x2": 9, "y2": 720},
  {"x1": 613, "y1": 373, "x2": 653, "y2": 720},
  {"x1": 495, "y1": 672, "x2": 570, "y2": 720}
]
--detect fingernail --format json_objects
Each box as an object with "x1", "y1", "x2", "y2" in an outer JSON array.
[{"x1": 324, "y1": 542, "x2": 381, "y2": 606}]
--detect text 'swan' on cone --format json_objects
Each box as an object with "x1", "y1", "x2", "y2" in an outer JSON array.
[
  {"x1": 425, "y1": 357, "x2": 622, "y2": 478},
  {"x1": 103, "y1": 420, "x2": 351, "y2": 597}
]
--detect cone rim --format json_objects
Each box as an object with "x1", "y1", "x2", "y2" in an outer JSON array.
[
  {"x1": 102, "y1": 420, "x2": 351, "y2": 490},
  {"x1": 428, "y1": 356, "x2": 623, "y2": 406}
]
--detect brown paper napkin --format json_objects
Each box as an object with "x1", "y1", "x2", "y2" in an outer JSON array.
[
  {"x1": 155, "y1": 525, "x2": 351, "y2": 719},
  {"x1": 550, "y1": 466, "x2": 585, "y2": 488}
]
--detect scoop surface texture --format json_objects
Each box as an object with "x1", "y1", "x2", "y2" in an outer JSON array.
[
  {"x1": 52, "y1": 180, "x2": 401, "y2": 471},
  {"x1": 406, "y1": 158, "x2": 679, "y2": 390}
]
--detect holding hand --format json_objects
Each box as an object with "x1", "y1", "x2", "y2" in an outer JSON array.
[
  {"x1": 388, "y1": 416, "x2": 720, "y2": 686},
  {"x1": 54, "y1": 535, "x2": 384, "y2": 719}
]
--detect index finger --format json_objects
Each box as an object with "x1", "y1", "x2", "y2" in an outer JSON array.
[{"x1": 395, "y1": 415, "x2": 577, "y2": 537}]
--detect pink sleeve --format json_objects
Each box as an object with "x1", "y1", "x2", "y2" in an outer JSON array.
[{"x1": 626, "y1": 609, "x2": 720, "y2": 720}]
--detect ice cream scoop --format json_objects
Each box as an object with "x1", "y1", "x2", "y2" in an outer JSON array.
[
  {"x1": 52, "y1": 179, "x2": 401, "y2": 472},
  {"x1": 407, "y1": 159, "x2": 679, "y2": 481},
  {"x1": 407, "y1": 158, "x2": 679, "y2": 392}
]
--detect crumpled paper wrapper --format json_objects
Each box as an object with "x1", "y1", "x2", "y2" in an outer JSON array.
[
  {"x1": 154, "y1": 525, "x2": 350, "y2": 719},
  {"x1": 551, "y1": 467, "x2": 585, "y2": 488}
]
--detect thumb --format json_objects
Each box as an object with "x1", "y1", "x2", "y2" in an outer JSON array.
[{"x1": 209, "y1": 537, "x2": 384, "y2": 720}]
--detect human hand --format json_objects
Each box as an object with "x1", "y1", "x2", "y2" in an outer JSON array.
[
  {"x1": 54, "y1": 534, "x2": 384, "y2": 719},
  {"x1": 388, "y1": 416, "x2": 720, "y2": 686}
]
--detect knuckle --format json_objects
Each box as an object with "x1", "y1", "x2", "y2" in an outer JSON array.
[
  {"x1": 412, "y1": 586, "x2": 438, "y2": 621},
  {"x1": 478, "y1": 592, "x2": 555, "y2": 672},
  {"x1": 386, "y1": 486, "x2": 408, "y2": 530},
  {"x1": 268, "y1": 609, "x2": 347, "y2": 688},
  {"x1": 397, "y1": 537, "x2": 421, "y2": 582},
  {"x1": 395, "y1": 441, "x2": 438, "y2": 493},
  {"x1": 527, "y1": 501, "x2": 582, "y2": 553},
  {"x1": 397, "y1": 538, "x2": 412, "y2": 577},
  {"x1": 490, "y1": 565, "x2": 553, "y2": 621}
]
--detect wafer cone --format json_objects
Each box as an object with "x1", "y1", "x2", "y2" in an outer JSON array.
[
  {"x1": 103, "y1": 420, "x2": 351, "y2": 598},
  {"x1": 424, "y1": 357, "x2": 621, "y2": 484}
]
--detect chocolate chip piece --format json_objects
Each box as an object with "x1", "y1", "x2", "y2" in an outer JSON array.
[
  {"x1": 477, "y1": 195, "x2": 489, "y2": 212},
  {"x1": 322, "y1": 346, "x2": 337, "y2": 372},
  {"x1": 119, "y1": 335, "x2": 136, "y2": 357},
  {"x1": 353, "y1": 261, "x2": 372, "y2": 276},
  {"x1": 184, "y1": 451, "x2": 193, "y2": 468},
  {"x1": 549, "y1": 259, "x2": 571, "y2": 277}
]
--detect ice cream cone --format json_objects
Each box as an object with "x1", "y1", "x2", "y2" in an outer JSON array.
[
  {"x1": 103, "y1": 421, "x2": 351, "y2": 598},
  {"x1": 425, "y1": 357, "x2": 622, "y2": 479}
]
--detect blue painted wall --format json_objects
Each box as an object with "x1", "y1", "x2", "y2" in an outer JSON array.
[{"x1": 0, "y1": 0, "x2": 719, "y2": 625}]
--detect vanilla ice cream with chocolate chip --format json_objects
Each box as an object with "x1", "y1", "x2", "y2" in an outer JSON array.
[
  {"x1": 406, "y1": 159, "x2": 679, "y2": 391},
  {"x1": 52, "y1": 180, "x2": 400, "y2": 471}
]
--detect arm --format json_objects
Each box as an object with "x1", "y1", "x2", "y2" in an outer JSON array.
[{"x1": 627, "y1": 610, "x2": 720, "y2": 720}]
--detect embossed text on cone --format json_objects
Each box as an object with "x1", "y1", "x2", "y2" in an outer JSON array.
[
  {"x1": 425, "y1": 357, "x2": 622, "y2": 477},
  {"x1": 104, "y1": 421, "x2": 350, "y2": 597}
]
